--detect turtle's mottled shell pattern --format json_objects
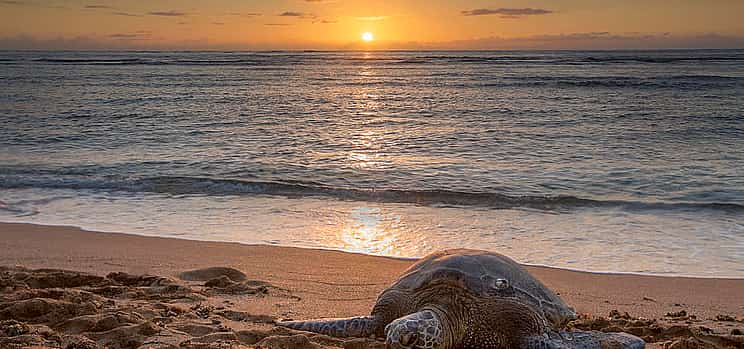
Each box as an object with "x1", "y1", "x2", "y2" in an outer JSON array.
[{"x1": 389, "y1": 249, "x2": 576, "y2": 327}]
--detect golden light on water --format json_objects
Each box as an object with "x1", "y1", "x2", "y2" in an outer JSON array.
[
  {"x1": 338, "y1": 207, "x2": 396, "y2": 255},
  {"x1": 361, "y1": 32, "x2": 375, "y2": 42}
]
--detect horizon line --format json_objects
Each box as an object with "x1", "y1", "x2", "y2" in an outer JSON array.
[{"x1": 2, "y1": 47, "x2": 743, "y2": 53}]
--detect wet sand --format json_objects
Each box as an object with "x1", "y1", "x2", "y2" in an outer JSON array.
[{"x1": 1, "y1": 222, "x2": 743, "y2": 348}]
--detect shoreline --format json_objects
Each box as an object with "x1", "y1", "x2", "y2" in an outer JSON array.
[
  {"x1": 1, "y1": 222, "x2": 743, "y2": 319},
  {"x1": 1, "y1": 221, "x2": 743, "y2": 348},
  {"x1": 2, "y1": 219, "x2": 740, "y2": 280}
]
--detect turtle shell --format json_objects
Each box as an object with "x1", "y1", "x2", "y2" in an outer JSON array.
[{"x1": 391, "y1": 249, "x2": 576, "y2": 327}]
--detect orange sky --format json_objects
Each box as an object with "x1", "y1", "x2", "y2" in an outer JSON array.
[{"x1": 1, "y1": 0, "x2": 743, "y2": 50}]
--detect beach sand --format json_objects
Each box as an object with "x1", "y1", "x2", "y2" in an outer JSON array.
[{"x1": 1, "y1": 222, "x2": 742, "y2": 348}]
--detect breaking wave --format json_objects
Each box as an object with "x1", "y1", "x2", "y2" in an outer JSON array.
[{"x1": 1, "y1": 175, "x2": 742, "y2": 212}]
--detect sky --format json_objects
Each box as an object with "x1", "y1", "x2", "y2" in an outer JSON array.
[{"x1": 1, "y1": 0, "x2": 744, "y2": 50}]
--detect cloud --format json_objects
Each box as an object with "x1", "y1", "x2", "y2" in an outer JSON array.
[
  {"x1": 148, "y1": 10, "x2": 186, "y2": 17},
  {"x1": 212, "y1": 22, "x2": 225, "y2": 25},
  {"x1": 228, "y1": 12, "x2": 261, "y2": 17},
  {"x1": 355, "y1": 16, "x2": 387, "y2": 21},
  {"x1": 111, "y1": 12, "x2": 141, "y2": 17},
  {"x1": 0, "y1": 0, "x2": 66, "y2": 8},
  {"x1": 84, "y1": 4, "x2": 111, "y2": 9},
  {"x1": 279, "y1": 11, "x2": 316, "y2": 19},
  {"x1": 320, "y1": 19, "x2": 337, "y2": 24},
  {"x1": 265, "y1": 23, "x2": 291, "y2": 26},
  {"x1": 109, "y1": 31, "x2": 152, "y2": 40},
  {"x1": 462, "y1": 8, "x2": 552, "y2": 18}
]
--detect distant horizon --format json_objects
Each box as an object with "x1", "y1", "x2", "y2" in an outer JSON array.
[{"x1": 2, "y1": 33, "x2": 743, "y2": 51}]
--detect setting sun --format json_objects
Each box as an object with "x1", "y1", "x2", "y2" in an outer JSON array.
[{"x1": 361, "y1": 32, "x2": 374, "y2": 42}]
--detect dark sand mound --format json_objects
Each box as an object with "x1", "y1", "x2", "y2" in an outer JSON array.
[
  {"x1": 204, "y1": 275, "x2": 274, "y2": 296},
  {"x1": 178, "y1": 267, "x2": 247, "y2": 282}
]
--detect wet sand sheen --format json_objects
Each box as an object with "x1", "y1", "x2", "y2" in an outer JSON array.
[{"x1": 1, "y1": 222, "x2": 743, "y2": 348}]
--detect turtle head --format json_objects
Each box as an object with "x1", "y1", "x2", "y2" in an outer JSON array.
[{"x1": 385, "y1": 310, "x2": 443, "y2": 349}]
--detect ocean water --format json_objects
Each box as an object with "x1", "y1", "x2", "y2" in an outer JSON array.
[{"x1": 1, "y1": 50, "x2": 743, "y2": 277}]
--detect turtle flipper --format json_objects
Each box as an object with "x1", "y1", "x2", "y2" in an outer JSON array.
[
  {"x1": 277, "y1": 316, "x2": 378, "y2": 338},
  {"x1": 524, "y1": 331, "x2": 644, "y2": 349}
]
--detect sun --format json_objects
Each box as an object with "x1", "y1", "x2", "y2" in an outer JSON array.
[{"x1": 361, "y1": 32, "x2": 374, "y2": 42}]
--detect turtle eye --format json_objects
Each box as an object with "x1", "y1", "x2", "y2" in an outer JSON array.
[{"x1": 494, "y1": 278, "x2": 510, "y2": 290}]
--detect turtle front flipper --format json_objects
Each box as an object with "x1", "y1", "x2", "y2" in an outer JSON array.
[
  {"x1": 524, "y1": 331, "x2": 645, "y2": 349},
  {"x1": 277, "y1": 316, "x2": 379, "y2": 338}
]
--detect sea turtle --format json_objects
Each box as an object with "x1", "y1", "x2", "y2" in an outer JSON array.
[{"x1": 278, "y1": 249, "x2": 644, "y2": 349}]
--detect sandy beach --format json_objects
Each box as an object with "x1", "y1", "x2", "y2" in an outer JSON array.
[{"x1": 0, "y1": 222, "x2": 742, "y2": 348}]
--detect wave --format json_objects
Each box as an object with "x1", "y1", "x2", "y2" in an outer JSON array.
[
  {"x1": 478, "y1": 75, "x2": 743, "y2": 89},
  {"x1": 582, "y1": 56, "x2": 744, "y2": 64},
  {"x1": 0, "y1": 200, "x2": 39, "y2": 217},
  {"x1": 33, "y1": 58, "x2": 149, "y2": 65},
  {"x1": 1, "y1": 175, "x2": 742, "y2": 213},
  {"x1": 417, "y1": 54, "x2": 744, "y2": 65},
  {"x1": 26, "y1": 57, "x2": 274, "y2": 66},
  {"x1": 324, "y1": 74, "x2": 742, "y2": 89}
]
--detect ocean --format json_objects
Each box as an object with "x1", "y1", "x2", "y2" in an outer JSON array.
[{"x1": 1, "y1": 50, "x2": 742, "y2": 277}]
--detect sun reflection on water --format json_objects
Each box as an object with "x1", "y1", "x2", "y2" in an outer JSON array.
[{"x1": 338, "y1": 206, "x2": 397, "y2": 255}]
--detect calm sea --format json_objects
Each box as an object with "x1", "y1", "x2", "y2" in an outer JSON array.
[{"x1": 1, "y1": 50, "x2": 742, "y2": 277}]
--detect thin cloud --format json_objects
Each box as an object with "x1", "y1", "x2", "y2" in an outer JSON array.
[
  {"x1": 265, "y1": 23, "x2": 291, "y2": 26},
  {"x1": 1, "y1": 1, "x2": 67, "y2": 8},
  {"x1": 149, "y1": 10, "x2": 186, "y2": 17},
  {"x1": 279, "y1": 11, "x2": 316, "y2": 19},
  {"x1": 0, "y1": 0, "x2": 66, "y2": 8},
  {"x1": 320, "y1": 19, "x2": 337, "y2": 24},
  {"x1": 112, "y1": 12, "x2": 141, "y2": 17},
  {"x1": 109, "y1": 34, "x2": 141, "y2": 38},
  {"x1": 212, "y1": 22, "x2": 225, "y2": 25},
  {"x1": 526, "y1": 32, "x2": 658, "y2": 42},
  {"x1": 462, "y1": 8, "x2": 552, "y2": 18},
  {"x1": 84, "y1": 5, "x2": 111, "y2": 9},
  {"x1": 109, "y1": 31, "x2": 152, "y2": 40},
  {"x1": 228, "y1": 12, "x2": 261, "y2": 17}
]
